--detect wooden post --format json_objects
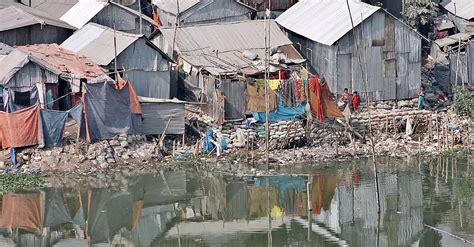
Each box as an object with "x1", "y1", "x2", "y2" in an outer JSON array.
[
  {"x1": 385, "y1": 115, "x2": 388, "y2": 135},
  {"x1": 445, "y1": 116, "x2": 449, "y2": 150},
  {"x1": 428, "y1": 114, "x2": 433, "y2": 142},
  {"x1": 436, "y1": 114, "x2": 440, "y2": 150},
  {"x1": 182, "y1": 134, "x2": 185, "y2": 147},
  {"x1": 172, "y1": 140, "x2": 176, "y2": 157}
]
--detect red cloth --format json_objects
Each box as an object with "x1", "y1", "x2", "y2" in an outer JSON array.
[
  {"x1": 0, "y1": 105, "x2": 41, "y2": 149},
  {"x1": 352, "y1": 95, "x2": 360, "y2": 111},
  {"x1": 309, "y1": 76, "x2": 324, "y2": 122}
]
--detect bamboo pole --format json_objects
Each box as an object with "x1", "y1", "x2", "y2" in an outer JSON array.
[
  {"x1": 345, "y1": 0, "x2": 381, "y2": 214},
  {"x1": 436, "y1": 114, "x2": 440, "y2": 150}
]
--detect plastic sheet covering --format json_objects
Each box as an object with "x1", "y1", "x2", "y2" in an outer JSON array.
[
  {"x1": 0, "y1": 192, "x2": 43, "y2": 232},
  {"x1": 3, "y1": 86, "x2": 39, "y2": 113},
  {"x1": 43, "y1": 188, "x2": 72, "y2": 227},
  {"x1": 82, "y1": 82, "x2": 142, "y2": 141},
  {"x1": 0, "y1": 104, "x2": 41, "y2": 149},
  {"x1": 434, "y1": 62, "x2": 450, "y2": 89},
  {"x1": 40, "y1": 109, "x2": 69, "y2": 147},
  {"x1": 252, "y1": 98, "x2": 306, "y2": 122},
  {"x1": 87, "y1": 189, "x2": 134, "y2": 244}
]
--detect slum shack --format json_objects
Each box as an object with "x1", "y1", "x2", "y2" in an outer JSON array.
[
  {"x1": 440, "y1": 0, "x2": 474, "y2": 33},
  {"x1": 61, "y1": 0, "x2": 158, "y2": 36},
  {"x1": 152, "y1": 0, "x2": 254, "y2": 27},
  {"x1": 152, "y1": 20, "x2": 306, "y2": 124},
  {"x1": 0, "y1": 3, "x2": 75, "y2": 46},
  {"x1": 0, "y1": 43, "x2": 109, "y2": 112},
  {"x1": 61, "y1": 23, "x2": 173, "y2": 99},
  {"x1": 276, "y1": 0, "x2": 425, "y2": 101}
]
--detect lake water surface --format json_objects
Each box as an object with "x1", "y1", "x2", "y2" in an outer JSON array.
[{"x1": 0, "y1": 154, "x2": 472, "y2": 247}]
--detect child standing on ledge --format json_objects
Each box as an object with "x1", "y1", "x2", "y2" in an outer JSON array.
[{"x1": 352, "y1": 91, "x2": 360, "y2": 112}]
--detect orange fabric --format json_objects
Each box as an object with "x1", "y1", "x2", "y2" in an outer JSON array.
[
  {"x1": 115, "y1": 75, "x2": 143, "y2": 115},
  {"x1": 0, "y1": 104, "x2": 41, "y2": 149},
  {"x1": 320, "y1": 82, "x2": 344, "y2": 118},
  {"x1": 309, "y1": 76, "x2": 324, "y2": 122},
  {"x1": 131, "y1": 200, "x2": 144, "y2": 231},
  {"x1": 308, "y1": 76, "x2": 343, "y2": 122},
  {"x1": 0, "y1": 193, "x2": 44, "y2": 232},
  {"x1": 311, "y1": 175, "x2": 338, "y2": 214},
  {"x1": 128, "y1": 82, "x2": 143, "y2": 115}
]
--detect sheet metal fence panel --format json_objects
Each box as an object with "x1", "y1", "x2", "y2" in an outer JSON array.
[
  {"x1": 222, "y1": 79, "x2": 245, "y2": 120},
  {"x1": 141, "y1": 102, "x2": 185, "y2": 135}
]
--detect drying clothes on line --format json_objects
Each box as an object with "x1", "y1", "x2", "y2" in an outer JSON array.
[
  {"x1": 0, "y1": 104, "x2": 41, "y2": 149},
  {"x1": 300, "y1": 68, "x2": 309, "y2": 81},
  {"x1": 268, "y1": 80, "x2": 280, "y2": 90},
  {"x1": 280, "y1": 79, "x2": 295, "y2": 107},
  {"x1": 308, "y1": 76, "x2": 343, "y2": 122},
  {"x1": 245, "y1": 82, "x2": 277, "y2": 113},
  {"x1": 292, "y1": 79, "x2": 305, "y2": 102}
]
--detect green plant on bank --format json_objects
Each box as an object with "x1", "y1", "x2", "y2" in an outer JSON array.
[
  {"x1": 0, "y1": 173, "x2": 45, "y2": 195},
  {"x1": 440, "y1": 148, "x2": 472, "y2": 157},
  {"x1": 453, "y1": 86, "x2": 474, "y2": 118},
  {"x1": 402, "y1": 2, "x2": 438, "y2": 29}
]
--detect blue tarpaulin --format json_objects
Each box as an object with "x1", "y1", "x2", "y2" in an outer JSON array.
[
  {"x1": 252, "y1": 97, "x2": 306, "y2": 122},
  {"x1": 40, "y1": 109, "x2": 68, "y2": 147},
  {"x1": 202, "y1": 127, "x2": 215, "y2": 153},
  {"x1": 38, "y1": 104, "x2": 83, "y2": 147},
  {"x1": 82, "y1": 83, "x2": 142, "y2": 141}
]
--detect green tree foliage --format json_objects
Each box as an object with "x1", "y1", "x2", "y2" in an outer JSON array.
[
  {"x1": 453, "y1": 87, "x2": 474, "y2": 118},
  {"x1": 402, "y1": 2, "x2": 439, "y2": 29}
]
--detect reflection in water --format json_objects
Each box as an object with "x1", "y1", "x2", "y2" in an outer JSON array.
[{"x1": 0, "y1": 155, "x2": 472, "y2": 247}]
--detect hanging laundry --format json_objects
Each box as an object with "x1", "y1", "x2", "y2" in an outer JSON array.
[
  {"x1": 245, "y1": 82, "x2": 276, "y2": 113},
  {"x1": 268, "y1": 79, "x2": 280, "y2": 90},
  {"x1": 300, "y1": 68, "x2": 309, "y2": 81},
  {"x1": 308, "y1": 76, "x2": 343, "y2": 122},
  {"x1": 40, "y1": 109, "x2": 69, "y2": 147},
  {"x1": 280, "y1": 80, "x2": 295, "y2": 107}
]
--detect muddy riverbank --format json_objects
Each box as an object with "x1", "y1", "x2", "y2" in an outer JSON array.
[{"x1": 0, "y1": 101, "x2": 472, "y2": 177}]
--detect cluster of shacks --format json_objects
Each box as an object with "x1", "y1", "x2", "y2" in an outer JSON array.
[{"x1": 0, "y1": 0, "x2": 471, "y2": 146}]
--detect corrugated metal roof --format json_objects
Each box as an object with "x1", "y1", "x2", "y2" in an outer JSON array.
[
  {"x1": 152, "y1": 0, "x2": 200, "y2": 15},
  {"x1": 17, "y1": 44, "x2": 108, "y2": 79},
  {"x1": 0, "y1": 5, "x2": 74, "y2": 31},
  {"x1": 30, "y1": 0, "x2": 78, "y2": 19},
  {"x1": 155, "y1": 20, "x2": 302, "y2": 75},
  {"x1": 61, "y1": 23, "x2": 141, "y2": 66},
  {"x1": 441, "y1": 0, "x2": 474, "y2": 20},
  {"x1": 0, "y1": 49, "x2": 29, "y2": 85},
  {"x1": 276, "y1": 0, "x2": 380, "y2": 46},
  {"x1": 434, "y1": 32, "x2": 473, "y2": 47},
  {"x1": 60, "y1": 0, "x2": 108, "y2": 29},
  {"x1": 0, "y1": 43, "x2": 14, "y2": 62}
]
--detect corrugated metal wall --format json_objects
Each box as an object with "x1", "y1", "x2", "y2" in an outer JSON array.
[
  {"x1": 116, "y1": 38, "x2": 171, "y2": 99},
  {"x1": 4, "y1": 62, "x2": 58, "y2": 90},
  {"x1": 0, "y1": 25, "x2": 72, "y2": 47},
  {"x1": 470, "y1": 41, "x2": 474, "y2": 86},
  {"x1": 91, "y1": 4, "x2": 153, "y2": 35},
  {"x1": 289, "y1": 10, "x2": 421, "y2": 101},
  {"x1": 221, "y1": 79, "x2": 245, "y2": 120},
  {"x1": 182, "y1": 0, "x2": 252, "y2": 25},
  {"x1": 141, "y1": 102, "x2": 185, "y2": 135}
]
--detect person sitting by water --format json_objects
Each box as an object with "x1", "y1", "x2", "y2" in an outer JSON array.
[{"x1": 352, "y1": 91, "x2": 360, "y2": 112}]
